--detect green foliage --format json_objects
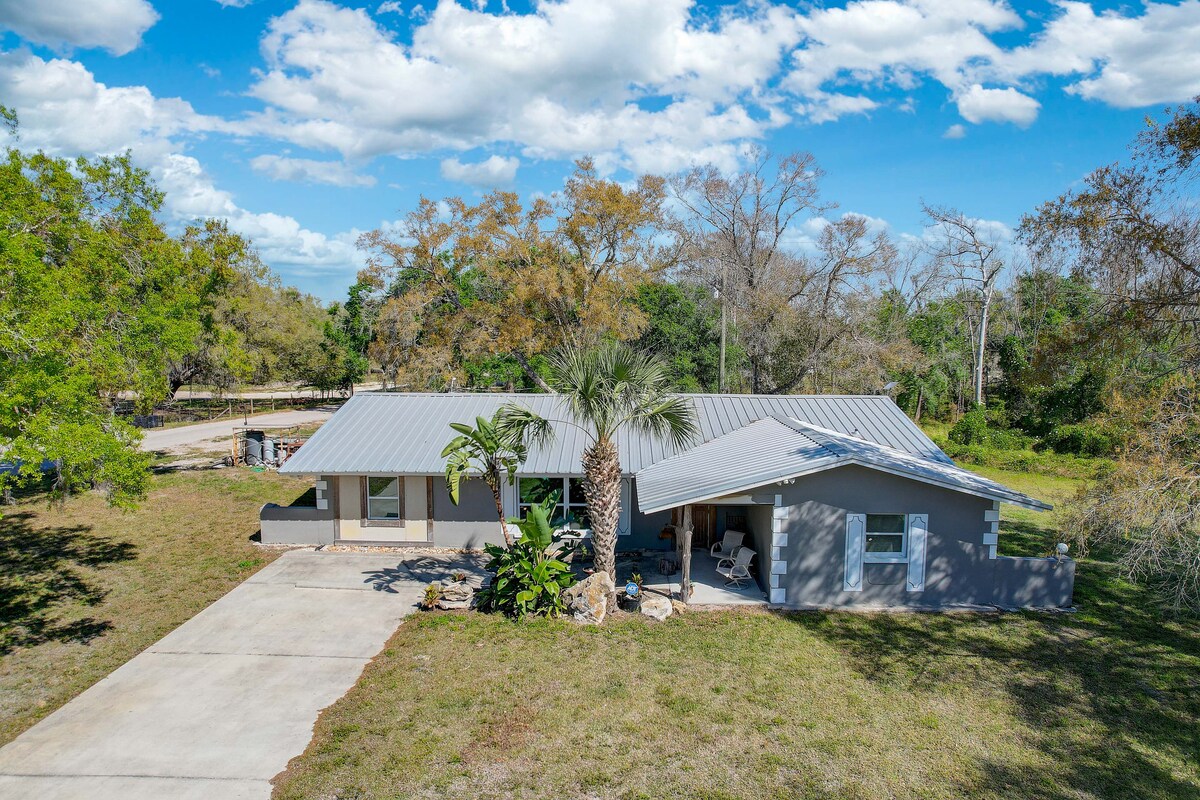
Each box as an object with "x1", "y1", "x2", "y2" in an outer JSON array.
[
  {"x1": 304, "y1": 281, "x2": 373, "y2": 394},
  {"x1": 0, "y1": 134, "x2": 188, "y2": 506},
  {"x1": 948, "y1": 407, "x2": 989, "y2": 446},
  {"x1": 937, "y1": 440, "x2": 1111, "y2": 480},
  {"x1": 631, "y1": 282, "x2": 732, "y2": 392},
  {"x1": 421, "y1": 584, "x2": 442, "y2": 610},
  {"x1": 475, "y1": 496, "x2": 575, "y2": 618},
  {"x1": 1039, "y1": 422, "x2": 1118, "y2": 457},
  {"x1": 441, "y1": 414, "x2": 527, "y2": 508}
]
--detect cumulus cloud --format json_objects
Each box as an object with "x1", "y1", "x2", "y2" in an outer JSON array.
[
  {"x1": 251, "y1": 154, "x2": 376, "y2": 187},
  {"x1": 1003, "y1": 1, "x2": 1200, "y2": 108},
  {"x1": 0, "y1": 51, "x2": 363, "y2": 279},
  {"x1": 439, "y1": 155, "x2": 519, "y2": 188},
  {"x1": 955, "y1": 84, "x2": 1040, "y2": 126},
  {"x1": 0, "y1": 0, "x2": 159, "y2": 55},
  {"x1": 245, "y1": 0, "x2": 799, "y2": 173},
  {"x1": 943, "y1": 123, "x2": 966, "y2": 139}
]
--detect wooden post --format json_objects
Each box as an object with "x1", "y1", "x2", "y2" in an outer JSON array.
[{"x1": 680, "y1": 504, "x2": 693, "y2": 603}]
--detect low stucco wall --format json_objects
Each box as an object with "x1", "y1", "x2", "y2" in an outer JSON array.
[
  {"x1": 259, "y1": 503, "x2": 336, "y2": 545},
  {"x1": 992, "y1": 556, "x2": 1075, "y2": 608}
]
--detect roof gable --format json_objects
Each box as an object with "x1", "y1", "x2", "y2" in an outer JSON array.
[{"x1": 634, "y1": 414, "x2": 1050, "y2": 513}]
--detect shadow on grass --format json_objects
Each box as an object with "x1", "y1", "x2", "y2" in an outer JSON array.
[
  {"x1": 0, "y1": 511, "x2": 137, "y2": 655},
  {"x1": 788, "y1": 564, "x2": 1200, "y2": 799}
]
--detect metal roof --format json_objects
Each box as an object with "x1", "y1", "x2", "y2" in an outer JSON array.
[
  {"x1": 634, "y1": 415, "x2": 1050, "y2": 513},
  {"x1": 280, "y1": 392, "x2": 950, "y2": 477}
]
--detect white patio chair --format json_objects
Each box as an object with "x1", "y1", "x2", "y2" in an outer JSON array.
[
  {"x1": 709, "y1": 530, "x2": 745, "y2": 559},
  {"x1": 716, "y1": 547, "x2": 756, "y2": 589}
]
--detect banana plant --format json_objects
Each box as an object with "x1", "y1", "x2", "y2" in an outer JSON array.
[{"x1": 441, "y1": 412, "x2": 529, "y2": 547}]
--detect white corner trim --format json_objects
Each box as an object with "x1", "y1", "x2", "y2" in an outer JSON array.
[
  {"x1": 316, "y1": 499, "x2": 328, "y2": 511},
  {"x1": 769, "y1": 495, "x2": 789, "y2": 604},
  {"x1": 982, "y1": 532, "x2": 998, "y2": 546}
]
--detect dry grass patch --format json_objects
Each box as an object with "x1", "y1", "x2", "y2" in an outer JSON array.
[{"x1": 0, "y1": 468, "x2": 311, "y2": 744}]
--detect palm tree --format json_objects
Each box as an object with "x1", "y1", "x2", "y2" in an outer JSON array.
[
  {"x1": 441, "y1": 413, "x2": 528, "y2": 548},
  {"x1": 498, "y1": 342, "x2": 698, "y2": 582}
]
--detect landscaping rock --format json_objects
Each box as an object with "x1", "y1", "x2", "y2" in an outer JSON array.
[
  {"x1": 562, "y1": 572, "x2": 615, "y2": 624},
  {"x1": 639, "y1": 593, "x2": 673, "y2": 621},
  {"x1": 670, "y1": 599, "x2": 688, "y2": 615},
  {"x1": 436, "y1": 580, "x2": 474, "y2": 610}
]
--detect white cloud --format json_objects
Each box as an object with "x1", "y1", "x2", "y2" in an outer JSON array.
[
  {"x1": 439, "y1": 155, "x2": 519, "y2": 188},
  {"x1": 251, "y1": 154, "x2": 376, "y2": 187},
  {"x1": 955, "y1": 84, "x2": 1040, "y2": 126},
  {"x1": 0, "y1": 51, "x2": 363, "y2": 280},
  {"x1": 245, "y1": 0, "x2": 799, "y2": 173},
  {"x1": 1003, "y1": 1, "x2": 1200, "y2": 108},
  {"x1": 786, "y1": 0, "x2": 1021, "y2": 118},
  {"x1": 943, "y1": 123, "x2": 966, "y2": 139},
  {"x1": 0, "y1": 0, "x2": 159, "y2": 55}
]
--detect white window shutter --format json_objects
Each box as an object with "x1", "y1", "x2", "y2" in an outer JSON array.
[
  {"x1": 906, "y1": 513, "x2": 928, "y2": 592},
  {"x1": 618, "y1": 478, "x2": 631, "y2": 536},
  {"x1": 844, "y1": 513, "x2": 865, "y2": 592}
]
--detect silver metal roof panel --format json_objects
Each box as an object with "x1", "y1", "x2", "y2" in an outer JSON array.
[
  {"x1": 634, "y1": 414, "x2": 1049, "y2": 513},
  {"x1": 280, "y1": 392, "x2": 951, "y2": 477}
]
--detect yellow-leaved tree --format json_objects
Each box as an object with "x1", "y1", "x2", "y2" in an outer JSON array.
[{"x1": 357, "y1": 158, "x2": 679, "y2": 390}]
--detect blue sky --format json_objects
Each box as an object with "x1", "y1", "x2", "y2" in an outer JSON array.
[{"x1": 1, "y1": 0, "x2": 1197, "y2": 300}]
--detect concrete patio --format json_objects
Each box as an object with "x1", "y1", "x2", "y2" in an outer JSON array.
[{"x1": 623, "y1": 550, "x2": 769, "y2": 606}]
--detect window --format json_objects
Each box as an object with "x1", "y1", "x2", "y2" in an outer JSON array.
[
  {"x1": 518, "y1": 476, "x2": 590, "y2": 529},
  {"x1": 864, "y1": 513, "x2": 907, "y2": 562},
  {"x1": 364, "y1": 476, "x2": 403, "y2": 523}
]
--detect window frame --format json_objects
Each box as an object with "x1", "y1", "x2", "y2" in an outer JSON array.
[
  {"x1": 517, "y1": 475, "x2": 590, "y2": 531},
  {"x1": 862, "y1": 512, "x2": 909, "y2": 564},
  {"x1": 361, "y1": 475, "x2": 404, "y2": 527}
]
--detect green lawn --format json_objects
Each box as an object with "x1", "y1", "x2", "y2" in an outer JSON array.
[
  {"x1": 0, "y1": 469, "x2": 312, "y2": 744},
  {"x1": 273, "y1": 464, "x2": 1200, "y2": 800}
]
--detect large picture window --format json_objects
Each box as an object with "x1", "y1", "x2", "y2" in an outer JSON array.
[
  {"x1": 864, "y1": 513, "x2": 907, "y2": 562},
  {"x1": 518, "y1": 476, "x2": 590, "y2": 529},
  {"x1": 364, "y1": 476, "x2": 403, "y2": 523}
]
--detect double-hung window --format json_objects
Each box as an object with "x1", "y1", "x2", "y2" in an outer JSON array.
[
  {"x1": 518, "y1": 476, "x2": 590, "y2": 529},
  {"x1": 364, "y1": 476, "x2": 403, "y2": 524},
  {"x1": 863, "y1": 513, "x2": 908, "y2": 563}
]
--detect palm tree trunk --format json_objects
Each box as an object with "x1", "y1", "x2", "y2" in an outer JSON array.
[
  {"x1": 581, "y1": 437, "x2": 621, "y2": 584},
  {"x1": 487, "y1": 479, "x2": 514, "y2": 547}
]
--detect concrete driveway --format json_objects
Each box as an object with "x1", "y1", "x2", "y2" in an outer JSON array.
[{"x1": 0, "y1": 550, "x2": 481, "y2": 800}]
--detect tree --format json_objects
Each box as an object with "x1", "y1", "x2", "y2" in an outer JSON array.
[
  {"x1": 0, "y1": 120, "x2": 194, "y2": 505},
  {"x1": 631, "y1": 282, "x2": 730, "y2": 392},
  {"x1": 923, "y1": 204, "x2": 1008, "y2": 407},
  {"x1": 1021, "y1": 96, "x2": 1200, "y2": 379},
  {"x1": 1069, "y1": 377, "x2": 1200, "y2": 612},
  {"x1": 440, "y1": 413, "x2": 529, "y2": 548},
  {"x1": 169, "y1": 220, "x2": 330, "y2": 395},
  {"x1": 672, "y1": 147, "x2": 828, "y2": 392},
  {"x1": 498, "y1": 343, "x2": 698, "y2": 585},
  {"x1": 358, "y1": 159, "x2": 679, "y2": 390}
]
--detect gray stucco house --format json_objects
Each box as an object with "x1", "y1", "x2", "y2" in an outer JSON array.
[{"x1": 262, "y1": 392, "x2": 1074, "y2": 610}]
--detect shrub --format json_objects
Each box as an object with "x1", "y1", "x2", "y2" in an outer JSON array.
[
  {"x1": 421, "y1": 583, "x2": 441, "y2": 610},
  {"x1": 1040, "y1": 422, "x2": 1117, "y2": 457},
  {"x1": 949, "y1": 406, "x2": 989, "y2": 446},
  {"x1": 475, "y1": 496, "x2": 575, "y2": 618}
]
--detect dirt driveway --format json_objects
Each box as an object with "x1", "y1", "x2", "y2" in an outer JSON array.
[{"x1": 140, "y1": 408, "x2": 336, "y2": 456}]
